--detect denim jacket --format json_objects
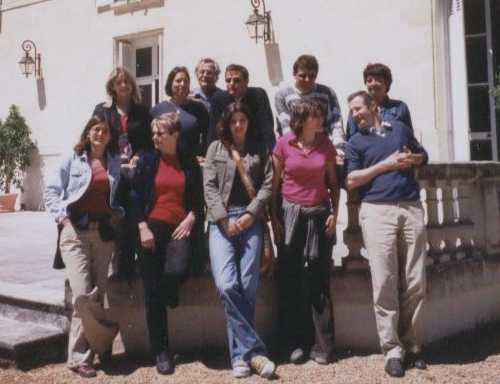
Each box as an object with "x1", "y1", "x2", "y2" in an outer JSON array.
[{"x1": 44, "y1": 151, "x2": 124, "y2": 224}]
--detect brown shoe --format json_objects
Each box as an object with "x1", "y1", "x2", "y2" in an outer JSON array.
[{"x1": 71, "y1": 364, "x2": 97, "y2": 378}]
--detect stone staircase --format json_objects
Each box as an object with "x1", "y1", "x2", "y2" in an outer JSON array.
[{"x1": 0, "y1": 281, "x2": 69, "y2": 368}]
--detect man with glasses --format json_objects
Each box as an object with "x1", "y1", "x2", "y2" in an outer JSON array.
[
  {"x1": 208, "y1": 64, "x2": 276, "y2": 152},
  {"x1": 275, "y1": 54, "x2": 345, "y2": 157},
  {"x1": 192, "y1": 57, "x2": 224, "y2": 112}
]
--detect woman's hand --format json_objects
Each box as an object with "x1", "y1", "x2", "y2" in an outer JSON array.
[
  {"x1": 172, "y1": 212, "x2": 196, "y2": 240},
  {"x1": 139, "y1": 222, "x2": 155, "y2": 249},
  {"x1": 325, "y1": 214, "x2": 337, "y2": 238},
  {"x1": 235, "y1": 213, "x2": 254, "y2": 232}
]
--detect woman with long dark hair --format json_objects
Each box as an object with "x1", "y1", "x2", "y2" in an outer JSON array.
[
  {"x1": 203, "y1": 102, "x2": 275, "y2": 379},
  {"x1": 44, "y1": 113, "x2": 123, "y2": 378},
  {"x1": 151, "y1": 66, "x2": 209, "y2": 160},
  {"x1": 130, "y1": 112, "x2": 204, "y2": 375}
]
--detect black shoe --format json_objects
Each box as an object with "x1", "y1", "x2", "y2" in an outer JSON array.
[
  {"x1": 156, "y1": 350, "x2": 175, "y2": 375},
  {"x1": 385, "y1": 358, "x2": 405, "y2": 378},
  {"x1": 99, "y1": 349, "x2": 112, "y2": 364},
  {"x1": 406, "y1": 352, "x2": 427, "y2": 370}
]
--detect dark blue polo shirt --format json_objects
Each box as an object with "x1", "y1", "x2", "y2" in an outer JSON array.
[
  {"x1": 346, "y1": 121, "x2": 428, "y2": 203},
  {"x1": 346, "y1": 97, "x2": 413, "y2": 140}
]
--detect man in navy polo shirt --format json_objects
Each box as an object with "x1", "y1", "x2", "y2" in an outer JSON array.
[{"x1": 345, "y1": 90, "x2": 428, "y2": 378}]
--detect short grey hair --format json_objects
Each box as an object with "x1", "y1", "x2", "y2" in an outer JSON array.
[{"x1": 195, "y1": 57, "x2": 221, "y2": 77}]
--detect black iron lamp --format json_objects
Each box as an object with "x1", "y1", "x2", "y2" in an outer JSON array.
[
  {"x1": 245, "y1": 0, "x2": 271, "y2": 43},
  {"x1": 18, "y1": 40, "x2": 42, "y2": 79}
]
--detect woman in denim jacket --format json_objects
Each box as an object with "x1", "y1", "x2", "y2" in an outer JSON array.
[
  {"x1": 203, "y1": 102, "x2": 275, "y2": 379},
  {"x1": 129, "y1": 112, "x2": 204, "y2": 375},
  {"x1": 44, "y1": 113, "x2": 123, "y2": 378}
]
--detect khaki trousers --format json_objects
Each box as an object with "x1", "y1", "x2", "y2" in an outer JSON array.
[
  {"x1": 359, "y1": 201, "x2": 426, "y2": 361},
  {"x1": 60, "y1": 222, "x2": 118, "y2": 368}
]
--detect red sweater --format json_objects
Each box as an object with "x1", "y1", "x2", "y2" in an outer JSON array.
[
  {"x1": 72, "y1": 159, "x2": 111, "y2": 217},
  {"x1": 148, "y1": 155, "x2": 187, "y2": 226}
]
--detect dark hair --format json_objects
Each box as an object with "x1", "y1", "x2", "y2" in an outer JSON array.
[
  {"x1": 347, "y1": 90, "x2": 374, "y2": 106},
  {"x1": 74, "y1": 113, "x2": 118, "y2": 156},
  {"x1": 293, "y1": 54, "x2": 319, "y2": 75},
  {"x1": 225, "y1": 64, "x2": 249, "y2": 82},
  {"x1": 105, "y1": 66, "x2": 142, "y2": 104},
  {"x1": 363, "y1": 63, "x2": 393, "y2": 92},
  {"x1": 218, "y1": 102, "x2": 257, "y2": 150},
  {"x1": 165, "y1": 66, "x2": 190, "y2": 96},
  {"x1": 289, "y1": 99, "x2": 326, "y2": 136}
]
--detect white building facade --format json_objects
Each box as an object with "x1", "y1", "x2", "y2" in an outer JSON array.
[{"x1": 0, "y1": 0, "x2": 498, "y2": 209}]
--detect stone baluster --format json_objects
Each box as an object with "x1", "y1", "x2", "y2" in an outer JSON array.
[
  {"x1": 342, "y1": 189, "x2": 367, "y2": 270},
  {"x1": 455, "y1": 181, "x2": 474, "y2": 259},
  {"x1": 439, "y1": 181, "x2": 458, "y2": 262},
  {"x1": 423, "y1": 181, "x2": 441, "y2": 265}
]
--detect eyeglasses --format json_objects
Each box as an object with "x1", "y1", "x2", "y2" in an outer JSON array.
[{"x1": 225, "y1": 77, "x2": 242, "y2": 84}]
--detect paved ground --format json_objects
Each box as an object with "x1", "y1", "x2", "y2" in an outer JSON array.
[
  {"x1": 0, "y1": 211, "x2": 65, "y2": 305},
  {"x1": 3, "y1": 323, "x2": 500, "y2": 383}
]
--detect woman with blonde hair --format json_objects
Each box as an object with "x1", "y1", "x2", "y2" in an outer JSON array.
[
  {"x1": 93, "y1": 66, "x2": 152, "y2": 280},
  {"x1": 45, "y1": 113, "x2": 123, "y2": 378},
  {"x1": 130, "y1": 112, "x2": 204, "y2": 375}
]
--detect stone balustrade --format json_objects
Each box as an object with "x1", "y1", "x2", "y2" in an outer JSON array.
[
  {"x1": 342, "y1": 162, "x2": 500, "y2": 270},
  {"x1": 66, "y1": 162, "x2": 500, "y2": 355}
]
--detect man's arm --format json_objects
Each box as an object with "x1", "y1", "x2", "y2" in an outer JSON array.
[
  {"x1": 327, "y1": 87, "x2": 346, "y2": 150},
  {"x1": 275, "y1": 88, "x2": 290, "y2": 136},
  {"x1": 255, "y1": 88, "x2": 276, "y2": 152},
  {"x1": 346, "y1": 150, "x2": 414, "y2": 190}
]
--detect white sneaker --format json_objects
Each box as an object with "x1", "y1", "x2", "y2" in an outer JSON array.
[
  {"x1": 250, "y1": 355, "x2": 276, "y2": 379},
  {"x1": 232, "y1": 359, "x2": 251, "y2": 378}
]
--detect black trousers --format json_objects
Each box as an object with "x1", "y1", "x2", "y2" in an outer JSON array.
[
  {"x1": 277, "y1": 214, "x2": 335, "y2": 356},
  {"x1": 114, "y1": 177, "x2": 137, "y2": 277},
  {"x1": 139, "y1": 219, "x2": 182, "y2": 356}
]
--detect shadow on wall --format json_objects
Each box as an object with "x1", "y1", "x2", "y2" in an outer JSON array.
[
  {"x1": 21, "y1": 147, "x2": 45, "y2": 211},
  {"x1": 264, "y1": 28, "x2": 283, "y2": 86},
  {"x1": 37, "y1": 78, "x2": 46, "y2": 110}
]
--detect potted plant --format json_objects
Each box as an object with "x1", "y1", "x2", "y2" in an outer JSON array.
[{"x1": 0, "y1": 105, "x2": 37, "y2": 212}]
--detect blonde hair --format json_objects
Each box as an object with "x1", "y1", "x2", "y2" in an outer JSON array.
[
  {"x1": 151, "y1": 112, "x2": 182, "y2": 134},
  {"x1": 105, "y1": 67, "x2": 142, "y2": 104}
]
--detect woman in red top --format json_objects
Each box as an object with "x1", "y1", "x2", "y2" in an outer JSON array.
[
  {"x1": 130, "y1": 112, "x2": 204, "y2": 375},
  {"x1": 44, "y1": 113, "x2": 123, "y2": 378}
]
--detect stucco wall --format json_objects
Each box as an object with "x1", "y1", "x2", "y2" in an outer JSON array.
[{"x1": 0, "y1": 0, "x2": 437, "y2": 207}]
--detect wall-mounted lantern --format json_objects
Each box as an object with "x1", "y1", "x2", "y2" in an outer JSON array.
[
  {"x1": 18, "y1": 40, "x2": 42, "y2": 79},
  {"x1": 245, "y1": 0, "x2": 271, "y2": 43}
]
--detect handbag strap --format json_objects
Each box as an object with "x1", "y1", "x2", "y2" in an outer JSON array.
[{"x1": 231, "y1": 147, "x2": 257, "y2": 199}]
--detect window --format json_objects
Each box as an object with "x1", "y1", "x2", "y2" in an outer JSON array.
[
  {"x1": 116, "y1": 32, "x2": 162, "y2": 109},
  {"x1": 463, "y1": 0, "x2": 499, "y2": 160}
]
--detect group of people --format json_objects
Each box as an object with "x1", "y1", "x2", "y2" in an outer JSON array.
[{"x1": 44, "y1": 54, "x2": 428, "y2": 380}]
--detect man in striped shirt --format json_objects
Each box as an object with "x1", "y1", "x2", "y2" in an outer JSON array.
[{"x1": 275, "y1": 55, "x2": 346, "y2": 158}]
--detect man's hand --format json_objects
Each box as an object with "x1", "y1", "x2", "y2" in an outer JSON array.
[{"x1": 380, "y1": 150, "x2": 414, "y2": 172}]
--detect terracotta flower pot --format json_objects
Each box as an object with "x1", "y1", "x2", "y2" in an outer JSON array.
[{"x1": 0, "y1": 193, "x2": 17, "y2": 212}]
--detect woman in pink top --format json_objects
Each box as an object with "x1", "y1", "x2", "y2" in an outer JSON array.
[{"x1": 271, "y1": 99, "x2": 339, "y2": 365}]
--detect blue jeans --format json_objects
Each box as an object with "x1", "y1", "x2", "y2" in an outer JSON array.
[{"x1": 209, "y1": 207, "x2": 267, "y2": 364}]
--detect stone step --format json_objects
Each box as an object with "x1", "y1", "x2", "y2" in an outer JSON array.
[{"x1": 0, "y1": 316, "x2": 66, "y2": 368}]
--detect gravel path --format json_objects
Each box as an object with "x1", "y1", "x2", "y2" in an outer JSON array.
[{"x1": 2, "y1": 324, "x2": 500, "y2": 384}]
